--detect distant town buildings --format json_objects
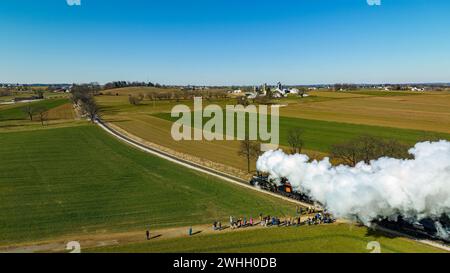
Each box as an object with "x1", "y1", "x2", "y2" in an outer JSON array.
[
  {"x1": 410, "y1": 87, "x2": 425, "y2": 92},
  {"x1": 227, "y1": 82, "x2": 308, "y2": 99}
]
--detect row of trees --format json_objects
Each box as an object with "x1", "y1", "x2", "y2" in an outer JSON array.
[
  {"x1": 127, "y1": 90, "x2": 230, "y2": 105},
  {"x1": 333, "y1": 84, "x2": 359, "y2": 91},
  {"x1": 238, "y1": 129, "x2": 411, "y2": 173},
  {"x1": 330, "y1": 135, "x2": 410, "y2": 166},
  {"x1": 71, "y1": 84, "x2": 100, "y2": 122},
  {"x1": 235, "y1": 94, "x2": 274, "y2": 107},
  {"x1": 18, "y1": 84, "x2": 99, "y2": 125}
]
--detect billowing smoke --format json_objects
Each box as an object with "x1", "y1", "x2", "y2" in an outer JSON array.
[{"x1": 256, "y1": 141, "x2": 450, "y2": 229}]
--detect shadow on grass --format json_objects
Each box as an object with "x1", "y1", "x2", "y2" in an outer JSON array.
[
  {"x1": 365, "y1": 227, "x2": 398, "y2": 239},
  {"x1": 150, "y1": 234, "x2": 162, "y2": 240},
  {"x1": 100, "y1": 117, "x2": 133, "y2": 123},
  {"x1": 0, "y1": 123, "x2": 28, "y2": 129}
]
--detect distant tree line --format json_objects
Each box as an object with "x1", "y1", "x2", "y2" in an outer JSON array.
[
  {"x1": 125, "y1": 89, "x2": 229, "y2": 105},
  {"x1": 333, "y1": 84, "x2": 359, "y2": 91},
  {"x1": 103, "y1": 81, "x2": 163, "y2": 90}
]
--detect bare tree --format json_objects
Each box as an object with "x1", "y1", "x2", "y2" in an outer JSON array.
[
  {"x1": 330, "y1": 142, "x2": 358, "y2": 166},
  {"x1": 331, "y1": 135, "x2": 410, "y2": 166},
  {"x1": 173, "y1": 91, "x2": 182, "y2": 102},
  {"x1": 22, "y1": 104, "x2": 36, "y2": 121},
  {"x1": 128, "y1": 94, "x2": 143, "y2": 105},
  {"x1": 236, "y1": 96, "x2": 249, "y2": 106},
  {"x1": 36, "y1": 107, "x2": 49, "y2": 126},
  {"x1": 299, "y1": 88, "x2": 307, "y2": 98},
  {"x1": 379, "y1": 139, "x2": 410, "y2": 159},
  {"x1": 254, "y1": 95, "x2": 271, "y2": 105},
  {"x1": 287, "y1": 128, "x2": 304, "y2": 154},
  {"x1": 238, "y1": 138, "x2": 261, "y2": 173},
  {"x1": 82, "y1": 98, "x2": 100, "y2": 122},
  {"x1": 355, "y1": 135, "x2": 383, "y2": 164},
  {"x1": 147, "y1": 92, "x2": 157, "y2": 107}
]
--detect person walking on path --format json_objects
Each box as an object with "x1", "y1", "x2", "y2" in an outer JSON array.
[{"x1": 146, "y1": 229, "x2": 150, "y2": 240}]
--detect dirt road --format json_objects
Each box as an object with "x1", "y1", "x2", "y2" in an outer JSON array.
[{"x1": 0, "y1": 216, "x2": 317, "y2": 253}]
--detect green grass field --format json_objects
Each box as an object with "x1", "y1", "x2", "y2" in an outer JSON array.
[
  {"x1": 0, "y1": 98, "x2": 69, "y2": 121},
  {"x1": 0, "y1": 124, "x2": 296, "y2": 245},
  {"x1": 89, "y1": 224, "x2": 444, "y2": 253},
  {"x1": 154, "y1": 112, "x2": 450, "y2": 153},
  {"x1": 0, "y1": 93, "x2": 446, "y2": 253}
]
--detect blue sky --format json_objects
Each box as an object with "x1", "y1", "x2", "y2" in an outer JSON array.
[{"x1": 1, "y1": 0, "x2": 449, "y2": 85}]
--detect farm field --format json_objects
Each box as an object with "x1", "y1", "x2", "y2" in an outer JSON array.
[
  {"x1": 95, "y1": 88, "x2": 450, "y2": 175},
  {"x1": 0, "y1": 124, "x2": 296, "y2": 246},
  {"x1": 0, "y1": 98, "x2": 69, "y2": 121},
  {"x1": 0, "y1": 98, "x2": 76, "y2": 133},
  {"x1": 0, "y1": 94, "x2": 447, "y2": 253},
  {"x1": 0, "y1": 90, "x2": 67, "y2": 103},
  {"x1": 89, "y1": 223, "x2": 444, "y2": 253},
  {"x1": 154, "y1": 112, "x2": 450, "y2": 153},
  {"x1": 281, "y1": 91, "x2": 450, "y2": 133}
]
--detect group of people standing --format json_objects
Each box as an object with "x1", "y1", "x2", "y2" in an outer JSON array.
[
  {"x1": 221, "y1": 208, "x2": 335, "y2": 231},
  {"x1": 228, "y1": 216, "x2": 254, "y2": 229},
  {"x1": 260, "y1": 214, "x2": 302, "y2": 227},
  {"x1": 305, "y1": 212, "x2": 335, "y2": 225},
  {"x1": 297, "y1": 206, "x2": 317, "y2": 215},
  {"x1": 145, "y1": 206, "x2": 335, "y2": 240}
]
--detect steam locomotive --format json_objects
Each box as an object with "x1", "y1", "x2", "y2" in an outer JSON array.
[
  {"x1": 375, "y1": 215, "x2": 450, "y2": 243},
  {"x1": 250, "y1": 174, "x2": 450, "y2": 243},
  {"x1": 249, "y1": 173, "x2": 315, "y2": 204}
]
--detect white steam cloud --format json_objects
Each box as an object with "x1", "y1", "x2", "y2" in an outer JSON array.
[{"x1": 257, "y1": 141, "x2": 450, "y2": 225}]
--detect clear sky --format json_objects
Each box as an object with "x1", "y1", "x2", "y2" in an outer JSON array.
[{"x1": 1, "y1": 0, "x2": 449, "y2": 85}]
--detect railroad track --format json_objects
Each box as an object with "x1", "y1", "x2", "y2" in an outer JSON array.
[{"x1": 95, "y1": 118, "x2": 450, "y2": 252}]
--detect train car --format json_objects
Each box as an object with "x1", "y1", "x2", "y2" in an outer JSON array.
[
  {"x1": 276, "y1": 178, "x2": 293, "y2": 193},
  {"x1": 250, "y1": 174, "x2": 315, "y2": 205},
  {"x1": 249, "y1": 174, "x2": 277, "y2": 192},
  {"x1": 376, "y1": 216, "x2": 450, "y2": 243}
]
